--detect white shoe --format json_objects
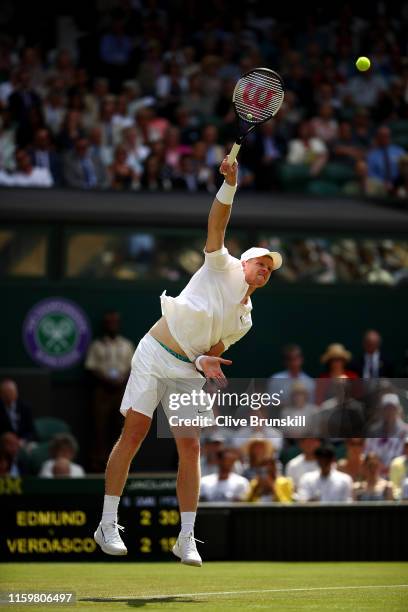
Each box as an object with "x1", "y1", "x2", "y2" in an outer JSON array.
[
  {"x1": 172, "y1": 531, "x2": 203, "y2": 567},
  {"x1": 94, "y1": 522, "x2": 127, "y2": 556}
]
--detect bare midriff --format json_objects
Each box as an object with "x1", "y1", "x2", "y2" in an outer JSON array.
[{"x1": 148, "y1": 316, "x2": 189, "y2": 357}]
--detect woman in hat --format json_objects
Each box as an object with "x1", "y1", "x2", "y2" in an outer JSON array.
[{"x1": 316, "y1": 343, "x2": 358, "y2": 405}]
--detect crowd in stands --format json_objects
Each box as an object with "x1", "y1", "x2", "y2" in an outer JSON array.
[
  {"x1": 1, "y1": 326, "x2": 407, "y2": 503},
  {"x1": 0, "y1": 2, "x2": 407, "y2": 195}
]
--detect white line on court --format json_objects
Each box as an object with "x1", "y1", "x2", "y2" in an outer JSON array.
[{"x1": 101, "y1": 584, "x2": 408, "y2": 600}]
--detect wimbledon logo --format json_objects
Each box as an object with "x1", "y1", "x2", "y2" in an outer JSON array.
[{"x1": 23, "y1": 298, "x2": 91, "y2": 369}]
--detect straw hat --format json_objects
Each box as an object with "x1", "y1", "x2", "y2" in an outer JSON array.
[{"x1": 321, "y1": 343, "x2": 352, "y2": 364}]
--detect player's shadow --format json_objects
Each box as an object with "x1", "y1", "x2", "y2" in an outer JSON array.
[{"x1": 81, "y1": 596, "x2": 202, "y2": 607}]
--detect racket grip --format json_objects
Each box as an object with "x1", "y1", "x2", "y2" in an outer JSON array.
[{"x1": 227, "y1": 142, "x2": 241, "y2": 164}]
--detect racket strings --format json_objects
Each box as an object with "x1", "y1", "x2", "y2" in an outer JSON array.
[{"x1": 234, "y1": 70, "x2": 284, "y2": 123}]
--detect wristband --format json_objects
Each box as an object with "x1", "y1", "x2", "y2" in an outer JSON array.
[
  {"x1": 195, "y1": 355, "x2": 205, "y2": 372},
  {"x1": 216, "y1": 181, "x2": 237, "y2": 206}
]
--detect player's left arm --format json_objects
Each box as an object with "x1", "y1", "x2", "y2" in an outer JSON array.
[{"x1": 205, "y1": 158, "x2": 238, "y2": 253}]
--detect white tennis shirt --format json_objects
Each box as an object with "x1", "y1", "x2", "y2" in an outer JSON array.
[{"x1": 161, "y1": 246, "x2": 252, "y2": 361}]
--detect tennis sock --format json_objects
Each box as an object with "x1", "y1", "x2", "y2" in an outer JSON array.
[
  {"x1": 101, "y1": 495, "x2": 120, "y2": 524},
  {"x1": 180, "y1": 512, "x2": 196, "y2": 535}
]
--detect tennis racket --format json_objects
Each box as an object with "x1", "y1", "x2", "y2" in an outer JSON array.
[{"x1": 227, "y1": 67, "x2": 285, "y2": 164}]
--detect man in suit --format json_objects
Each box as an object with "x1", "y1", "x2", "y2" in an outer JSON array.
[
  {"x1": 8, "y1": 69, "x2": 42, "y2": 147},
  {"x1": 63, "y1": 137, "x2": 107, "y2": 189},
  {"x1": 0, "y1": 379, "x2": 36, "y2": 442},
  {"x1": 28, "y1": 128, "x2": 62, "y2": 185},
  {"x1": 352, "y1": 330, "x2": 394, "y2": 379}
]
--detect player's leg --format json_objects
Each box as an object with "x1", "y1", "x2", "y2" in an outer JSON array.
[
  {"x1": 171, "y1": 432, "x2": 203, "y2": 566},
  {"x1": 94, "y1": 410, "x2": 151, "y2": 555}
]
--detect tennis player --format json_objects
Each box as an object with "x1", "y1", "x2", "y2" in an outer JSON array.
[{"x1": 94, "y1": 157, "x2": 282, "y2": 566}]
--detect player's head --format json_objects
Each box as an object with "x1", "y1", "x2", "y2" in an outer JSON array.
[{"x1": 240, "y1": 247, "x2": 282, "y2": 288}]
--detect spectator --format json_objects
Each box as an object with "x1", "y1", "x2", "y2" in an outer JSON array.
[
  {"x1": 352, "y1": 329, "x2": 394, "y2": 379},
  {"x1": 108, "y1": 144, "x2": 139, "y2": 191},
  {"x1": 401, "y1": 477, "x2": 408, "y2": 500},
  {"x1": 268, "y1": 344, "x2": 315, "y2": 402},
  {"x1": 394, "y1": 154, "x2": 408, "y2": 199},
  {"x1": 250, "y1": 120, "x2": 286, "y2": 189},
  {"x1": 343, "y1": 159, "x2": 387, "y2": 196},
  {"x1": 310, "y1": 104, "x2": 338, "y2": 144},
  {"x1": 0, "y1": 432, "x2": 23, "y2": 477},
  {"x1": 27, "y1": 128, "x2": 61, "y2": 185},
  {"x1": 351, "y1": 108, "x2": 373, "y2": 149},
  {"x1": 173, "y1": 152, "x2": 214, "y2": 193},
  {"x1": 241, "y1": 438, "x2": 276, "y2": 481},
  {"x1": 63, "y1": 137, "x2": 107, "y2": 189},
  {"x1": 0, "y1": 448, "x2": 12, "y2": 476},
  {"x1": 140, "y1": 154, "x2": 172, "y2": 191},
  {"x1": 57, "y1": 109, "x2": 86, "y2": 150},
  {"x1": 200, "y1": 448, "x2": 249, "y2": 501},
  {"x1": 85, "y1": 311, "x2": 134, "y2": 472},
  {"x1": 346, "y1": 69, "x2": 387, "y2": 108},
  {"x1": 43, "y1": 90, "x2": 66, "y2": 137},
  {"x1": 121, "y1": 125, "x2": 149, "y2": 174},
  {"x1": 285, "y1": 438, "x2": 320, "y2": 490},
  {"x1": 331, "y1": 121, "x2": 364, "y2": 166},
  {"x1": 316, "y1": 343, "x2": 358, "y2": 405},
  {"x1": 0, "y1": 379, "x2": 36, "y2": 442},
  {"x1": 298, "y1": 444, "x2": 353, "y2": 502},
  {"x1": 286, "y1": 120, "x2": 328, "y2": 176},
  {"x1": 317, "y1": 378, "x2": 364, "y2": 438},
  {"x1": 99, "y1": 11, "x2": 133, "y2": 92},
  {"x1": 366, "y1": 126, "x2": 405, "y2": 193},
  {"x1": 246, "y1": 458, "x2": 293, "y2": 502},
  {"x1": 39, "y1": 433, "x2": 85, "y2": 478},
  {"x1": 354, "y1": 453, "x2": 394, "y2": 501},
  {"x1": 0, "y1": 109, "x2": 16, "y2": 171},
  {"x1": 0, "y1": 148, "x2": 53, "y2": 187},
  {"x1": 280, "y1": 382, "x2": 318, "y2": 436},
  {"x1": 88, "y1": 126, "x2": 113, "y2": 168},
  {"x1": 8, "y1": 69, "x2": 42, "y2": 147},
  {"x1": 365, "y1": 393, "x2": 408, "y2": 471},
  {"x1": 389, "y1": 436, "x2": 408, "y2": 499},
  {"x1": 201, "y1": 124, "x2": 224, "y2": 170},
  {"x1": 233, "y1": 409, "x2": 283, "y2": 456},
  {"x1": 200, "y1": 435, "x2": 225, "y2": 477},
  {"x1": 337, "y1": 438, "x2": 366, "y2": 482}
]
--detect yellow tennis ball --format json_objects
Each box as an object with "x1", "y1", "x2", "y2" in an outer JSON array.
[
  {"x1": 356, "y1": 56, "x2": 371, "y2": 72},
  {"x1": 246, "y1": 113, "x2": 253, "y2": 119}
]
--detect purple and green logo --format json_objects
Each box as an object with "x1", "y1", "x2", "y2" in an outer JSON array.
[{"x1": 23, "y1": 298, "x2": 91, "y2": 369}]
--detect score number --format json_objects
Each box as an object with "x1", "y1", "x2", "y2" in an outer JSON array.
[{"x1": 139, "y1": 510, "x2": 180, "y2": 526}]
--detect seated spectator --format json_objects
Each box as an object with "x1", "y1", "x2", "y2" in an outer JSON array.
[
  {"x1": 286, "y1": 120, "x2": 328, "y2": 176},
  {"x1": 233, "y1": 408, "x2": 283, "y2": 456},
  {"x1": 317, "y1": 378, "x2": 364, "y2": 438},
  {"x1": 88, "y1": 126, "x2": 113, "y2": 168},
  {"x1": 0, "y1": 448, "x2": 12, "y2": 475},
  {"x1": 8, "y1": 68, "x2": 42, "y2": 147},
  {"x1": 285, "y1": 438, "x2": 320, "y2": 490},
  {"x1": 241, "y1": 438, "x2": 276, "y2": 481},
  {"x1": 351, "y1": 108, "x2": 373, "y2": 149},
  {"x1": 337, "y1": 438, "x2": 366, "y2": 482},
  {"x1": 99, "y1": 11, "x2": 133, "y2": 92},
  {"x1": 200, "y1": 435, "x2": 225, "y2": 477},
  {"x1": 352, "y1": 329, "x2": 394, "y2": 379},
  {"x1": 394, "y1": 154, "x2": 408, "y2": 199},
  {"x1": 402, "y1": 477, "x2": 408, "y2": 500},
  {"x1": 108, "y1": 144, "x2": 139, "y2": 190},
  {"x1": 346, "y1": 69, "x2": 387, "y2": 108},
  {"x1": 365, "y1": 393, "x2": 408, "y2": 472},
  {"x1": 121, "y1": 126, "x2": 149, "y2": 174},
  {"x1": 316, "y1": 343, "x2": 358, "y2": 405},
  {"x1": 56, "y1": 109, "x2": 86, "y2": 151},
  {"x1": 280, "y1": 382, "x2": 318, "y2": 436},
  {"x1": 27, "y1": 128, "x2": 61, "y2": 185},
  {"x1": 310, "y1": 104, "x2": 338, "y2": 144},
  {"x1": 246, "y1": 458, "x2": 293, "y2": 503},
  {"x1": 201, "y1": 124, "x2": 224, "y2": 170},
  {"x1": 63, "y1": 137, "x2": 107, "y2": 189},
  {"x1": 140, "y1": 154, "x2": 172, "y2": 191},
  {"x1": 366, "y1": 126, "x2": 406, "y2": 193},
  {"x1": 0, "y1": 432, "x2": 23, "y2": 477},
  {"x1": 389, "y1": 436, "x2": 408, "y2": 498},
  {"x1": 200, "y1": 448, "x2": 249, "y2": 501},
  {"x1": 250, "y1": 120, "x2": 286, "y2": 189},
  {"x1": 343, "y1": 159, "x2": 387, "y2": 196},
  {"x1": 354, "y1": 452, "x2": 394, "y2": 501},
  {"x1": 164, "y1": 126, "x2": 188, "y2": 172},
  {"x1": 298, "y1": 444, "x2": 353, "y2": 502},
  {"x1": 173, "y1": 153, "x2": 214, "y2": 192},
  {"x1": 331, "y1": 121, "x2": 364, "y2": 166},
  {"x1": 0, "y1": 379, "x2": 36, "y2": 442},
  {"x1": 268, "y1": 344, "x2": 315, "y2": 402},
  {"x1": 39, "y1": 433, "x2": 85, "y2": 478},
  {"x1": 0, "y1": 109, "x2": 16, "y2": 171},
  {"x1": 0, "y1": 148, "x2": 53, "y2": 187}
]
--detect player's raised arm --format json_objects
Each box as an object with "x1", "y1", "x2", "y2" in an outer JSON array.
[{"x1": 205, "y1": 158, "x2": 238, "y2": 253}]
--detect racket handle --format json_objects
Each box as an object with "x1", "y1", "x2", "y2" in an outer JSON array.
[{"x1": 227, "y1": 142, "x2": 241, "y2": 164}]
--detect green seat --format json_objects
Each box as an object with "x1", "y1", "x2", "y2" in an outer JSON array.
[
  {"x1": 278, "y1": 163, "x2": 310, "y2": 192},
  {"x1": 321, "y1": 162, "x2": 355, "y2": 184},
  {"x1": 306, "y1": 180, "x2": 341, "y2": 196},
  {"x1": 389, "y1": 120, "x2": 408, "y2": 135},
  {"x1": 34, "y1": 417, "x2": 71, "y2": 442},
  {"x1": 18, "y1": 442, "x2": 50, "y2": 475},
  {"x1": 279, "y1": 443, "x2": 301, "y2": 467}
]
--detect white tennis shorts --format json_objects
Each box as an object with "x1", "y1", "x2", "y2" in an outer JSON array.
[{"x1": 120, "y1": 334, "x2": 213, "y2": 424}]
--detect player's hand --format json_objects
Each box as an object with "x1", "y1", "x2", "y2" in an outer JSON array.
[
  {"x1": 219, "y1": 157, "x2": 238, "y2": 186},
  {"x1": 199, "y1": 355, "x2": 232, "y2": 387}
]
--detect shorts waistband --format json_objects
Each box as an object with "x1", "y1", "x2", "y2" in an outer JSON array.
[{"x1": 151, "y1": 337, "x2": 191, "y2": 363}]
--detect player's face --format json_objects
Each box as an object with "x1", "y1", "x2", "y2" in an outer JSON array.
[{"x1": 242, "y1": 256, "x2": 274, "y2": 287}]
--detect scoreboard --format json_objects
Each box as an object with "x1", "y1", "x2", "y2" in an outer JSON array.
[{"x1": 1, "y1": 475, "x2": 180, "y2": 561}]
